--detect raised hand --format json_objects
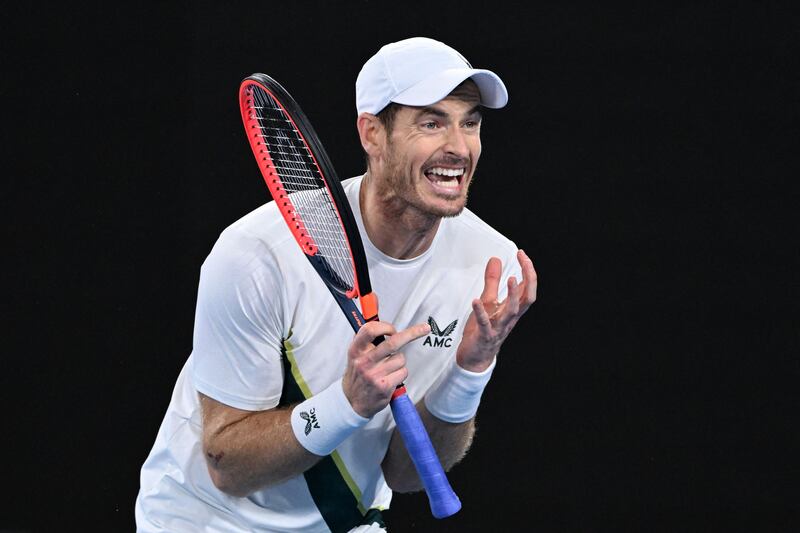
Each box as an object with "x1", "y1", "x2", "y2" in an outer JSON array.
[{"x1": 456, "y1": 250, "x2": 537, "y2": 372}]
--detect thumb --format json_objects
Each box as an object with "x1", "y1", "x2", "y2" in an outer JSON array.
[{"x1": 479, "y1": 257, "x2": 503, "y2": 303}]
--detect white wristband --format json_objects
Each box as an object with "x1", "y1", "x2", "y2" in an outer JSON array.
[
  {"x1": 424, "y1": 357, "x2": 496, "y2": 423},
  {"x1": 290, "y1": 378, "x2": 369, "y2": 456}
]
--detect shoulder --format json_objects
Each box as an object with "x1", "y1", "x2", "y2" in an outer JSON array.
[
  {"x1": 203, "y1": 202, "x2": 298, "y2": 276},
  {"x1": 208, "y1": 175, "x2": 363, "y2": 269},
  {"x1": 441, "y1": 207, "x2": 518, "y2": 260},
  {"x1": 436, "y1": 208, "x2": 523, "y2": 300},
  {"x1": 196, "y1": 202, "x2": 309, "y2": 315}
]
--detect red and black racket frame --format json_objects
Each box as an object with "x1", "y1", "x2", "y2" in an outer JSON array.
[{"x1": 240, "y1": 74, "x2": 377, "y2": 320}]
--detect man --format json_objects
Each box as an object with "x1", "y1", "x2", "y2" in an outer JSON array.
[{"x1": 136, "y1": 37, "x2": 537, "y2": 532}]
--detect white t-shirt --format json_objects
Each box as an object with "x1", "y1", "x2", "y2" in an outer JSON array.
[{"x1": 136, "y1": 176, "x2": 521, "y2": 532}]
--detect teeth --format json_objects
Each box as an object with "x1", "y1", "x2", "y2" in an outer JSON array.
[{"x1": 427, "y1": 167, "x2": 465, "y2": 178}]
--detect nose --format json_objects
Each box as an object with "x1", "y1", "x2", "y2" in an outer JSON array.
[{"x1": 443, "y1": 126, "x2": 470, "y2": 159}]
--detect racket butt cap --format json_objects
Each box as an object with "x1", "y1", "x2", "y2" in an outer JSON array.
[{"x1": 430, "y1": 493, "x2": 462, "y2": 519}]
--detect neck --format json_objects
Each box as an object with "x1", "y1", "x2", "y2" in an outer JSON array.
[{"x1": 359, "y1": 171, "x2": 441, "y2": 260}]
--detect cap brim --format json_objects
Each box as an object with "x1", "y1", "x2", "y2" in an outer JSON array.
[{"x1": 391, "y1": 68, "x2": 508, "y2": 109}]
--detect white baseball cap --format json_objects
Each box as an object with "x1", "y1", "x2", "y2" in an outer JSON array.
[{"x1": 356, "y1": 37, "x2": 509, "y2": 115}]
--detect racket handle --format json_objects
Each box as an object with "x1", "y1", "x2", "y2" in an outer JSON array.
[{"x1": 390, "y1": 386, "x2": 462, "y2": 519}]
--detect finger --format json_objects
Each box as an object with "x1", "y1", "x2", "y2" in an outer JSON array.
[
  {"x1": 377, "y1": 351, "x2": 406, "y2": 374},
  {"x1": 472, "y1": 298, "x2": 495, "y2": 337},
  {"x1": 479, "y1": 256, "x2": 503, "y2": 303},
  {"x1": 518, "y1": 249, "x2": 538, "y2": 306},
  {"x1": 352, "y1": 321, "x2": 397, "y2": 351},
  {"x1": 383, "y1": 365, "x2": 409, "y2": 391},
  {"x1": 502, "y1": 276, "x2": 521, "y2": 320},
  {"x1": 370, "y1": 322, "x2": 430, "y2": 360}
]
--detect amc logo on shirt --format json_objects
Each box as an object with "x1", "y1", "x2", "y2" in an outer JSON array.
[{"x1": 422, "y1": 316, "x2": 458, "y2": 348}]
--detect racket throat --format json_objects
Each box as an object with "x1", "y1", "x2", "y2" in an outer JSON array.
[{"x1": 359, "y1": 292, "x2": 379, "y2": 322}]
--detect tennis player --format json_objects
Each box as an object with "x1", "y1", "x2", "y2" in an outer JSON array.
[{"x1": 136, "y1": 37, "x2": 537, "y2": 532}]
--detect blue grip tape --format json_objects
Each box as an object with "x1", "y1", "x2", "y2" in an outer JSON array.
[{"x1": 390, "y1": 389, "x2": 461, "y2": 518}]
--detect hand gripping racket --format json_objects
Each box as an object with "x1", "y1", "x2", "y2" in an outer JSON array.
[{"x1": 238, "y1": 74, "x2": 461, "y2": 519}]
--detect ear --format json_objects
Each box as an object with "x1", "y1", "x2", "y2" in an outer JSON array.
[{"x1": 356, "y1": 112, "x2": 386, "y2": 162}]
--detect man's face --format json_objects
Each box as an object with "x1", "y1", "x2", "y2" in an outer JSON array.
[{"x1": 377, "y1": 82, "x2": 483, "y2": 218}]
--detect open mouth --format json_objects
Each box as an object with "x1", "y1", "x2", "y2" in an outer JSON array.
[{"x1": 423, "y1": 166, "x2": 466, "y2": 191}]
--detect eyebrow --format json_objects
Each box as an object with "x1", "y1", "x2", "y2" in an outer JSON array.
[{"x1": 414, "y1": 104, "x2": 483, "y2": 121}]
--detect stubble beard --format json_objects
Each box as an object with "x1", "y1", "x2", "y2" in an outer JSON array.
[{"x1": 381, "y1": 142, "x2": 470, "y2": 220}]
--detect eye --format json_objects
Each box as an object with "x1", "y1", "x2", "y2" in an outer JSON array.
[
  {"x1": 464, "y1": 119, "x2": 480, "y2": 129},
  {"x1": 422, "y1": 121, "x2": 439, "y2": 130}
]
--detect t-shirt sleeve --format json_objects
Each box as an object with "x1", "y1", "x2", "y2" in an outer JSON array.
[{"x1": 190, "y1": 230, "x2": 287, "y2": 411}]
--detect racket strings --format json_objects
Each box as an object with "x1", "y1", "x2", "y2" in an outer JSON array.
[{"x1": 248, "y1": 86, "x2": 355, "y2": 294}]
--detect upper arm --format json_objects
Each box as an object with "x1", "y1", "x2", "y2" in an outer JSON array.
[{"x1": 191, "y1": 232, "x2": 288, "y2": 411}]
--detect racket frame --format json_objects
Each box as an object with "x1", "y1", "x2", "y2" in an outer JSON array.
[{"x1": 239, "y1": 74, "x2": 376, "y2": 318}]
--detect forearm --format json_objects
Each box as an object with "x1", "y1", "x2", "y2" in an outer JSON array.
[
  {"x1": 382, "y1": 350, "x2": 497, "y2": 492},
  {"x1": 200, "y1": 394, "x2": 321, "y2": 497},
  {"x1": 381, "y1": 401, "x2": 476, "y2": 493}
]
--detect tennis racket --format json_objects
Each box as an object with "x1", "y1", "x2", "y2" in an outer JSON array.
[{"x1": 238, "y1": 73, "x2": 461, "y2": 519}]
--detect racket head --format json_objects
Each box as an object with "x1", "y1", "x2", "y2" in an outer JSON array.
[{"x1": 239, "y1": 74, "x2": 373, "y2": 301}]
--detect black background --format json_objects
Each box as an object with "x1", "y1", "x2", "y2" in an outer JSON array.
[{"x1": 3, "y1": 2, "x2": 798, "y2": 531}]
